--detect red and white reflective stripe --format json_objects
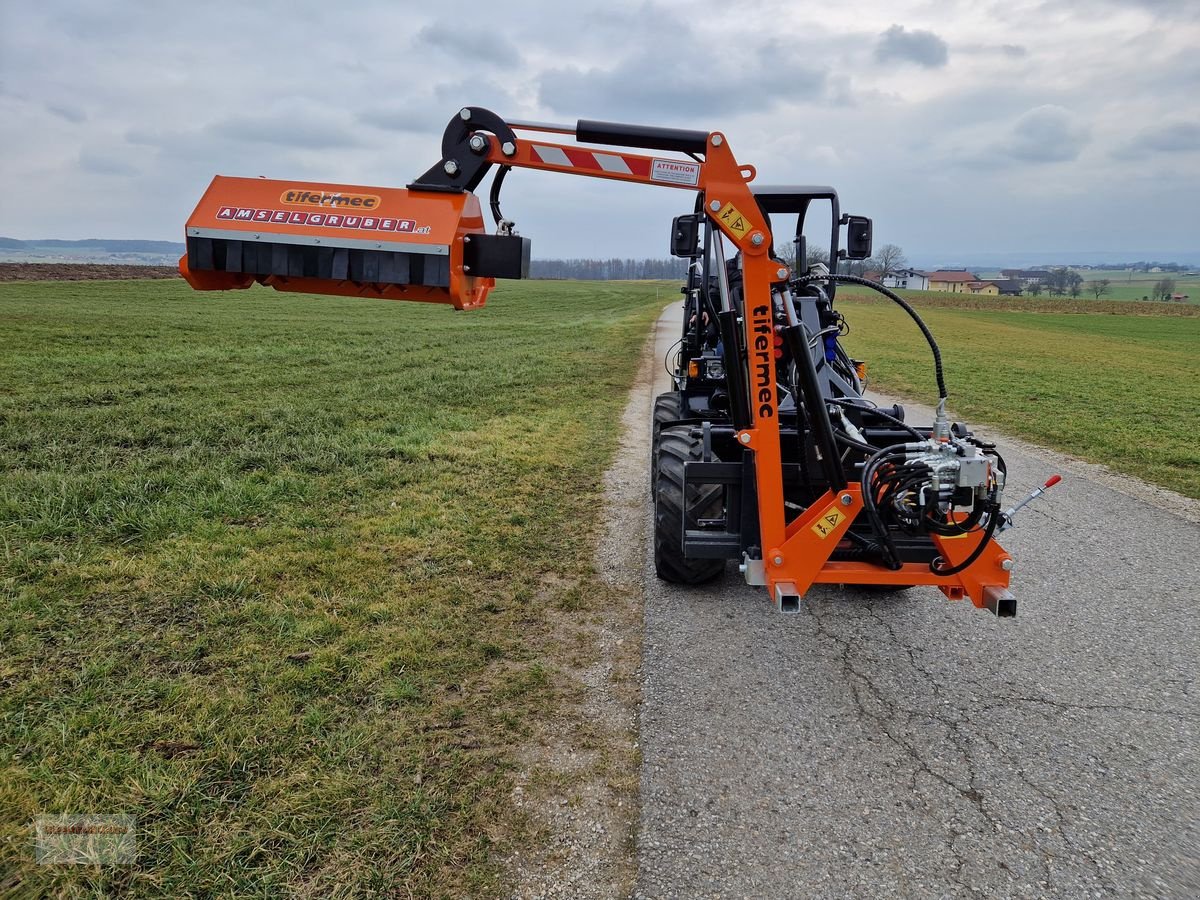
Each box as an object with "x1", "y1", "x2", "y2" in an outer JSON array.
[{"x1": 531, "y1": 144, "x2": 652, "y2": 177}]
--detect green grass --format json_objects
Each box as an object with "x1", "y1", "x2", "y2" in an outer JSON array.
[
  {"x1": 874, "y1": 288, "x2": 1200, "y2": 315},
  {"x1": 0, "y1": 278, "x2": 664, "y2": 897},
  {"x1": 839, "y1": 295, "x2": 1200, "y2": 498}
]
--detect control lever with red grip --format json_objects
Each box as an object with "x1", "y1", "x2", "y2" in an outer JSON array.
[{"x1": 998, "y1": 475, "x2": 1062, "y2": 532}]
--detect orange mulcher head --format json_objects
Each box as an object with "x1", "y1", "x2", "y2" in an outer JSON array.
[{"x1": 179, "y1": 176, "x2": 527, "y2": 310}]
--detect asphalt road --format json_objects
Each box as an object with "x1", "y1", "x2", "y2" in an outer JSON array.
[{"x1": 635, "y1": 304, "x2": 1199, "y2": 899}]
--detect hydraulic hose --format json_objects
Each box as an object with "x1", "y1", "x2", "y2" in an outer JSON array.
[
  {"x1": 489, "y1": 164, "x2": 511, "y2": 227},
  {"x1": 859, "y1": 442, "x2": 913, "y2": 569},
  {"x1": 793, "y1": 273, "x2": 947, "y2": 401},
  {"x1": 830, "y1": 398, "x2": 924, "y2": 442},
  {"x1": 930, "y1": 501, "x2": 1001, "y2": 576}
]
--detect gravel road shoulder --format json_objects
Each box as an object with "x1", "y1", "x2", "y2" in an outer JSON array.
[{"x1": 505, "y1": 319, "x2": 660, "y2": 898}]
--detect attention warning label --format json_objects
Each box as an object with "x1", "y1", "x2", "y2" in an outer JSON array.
[
  {"x1": 811, "y1": 505, "x2": 846, "y2": 539},
  {"x1": 717, "y1": 202, "x2": 751, "y2": 238},
  {"x1": 651, "y1": 158, "x2": 701, "y2": 186}
]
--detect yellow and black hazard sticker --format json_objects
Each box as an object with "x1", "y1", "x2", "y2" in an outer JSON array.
[
  {"x1": 811, "y1": 505, "x2": 846, "y2": 539},
  {"x1": 717, "y1": 202, "x2": 751, "y2": 238}
]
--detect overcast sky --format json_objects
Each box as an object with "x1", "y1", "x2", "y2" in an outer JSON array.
[{"x1": 1, "y1": 0, "x2": 1197, "y2": 265}]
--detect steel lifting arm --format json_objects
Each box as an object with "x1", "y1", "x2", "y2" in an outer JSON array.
[{"x1": 425, "y1": 112, "x2": 818, "y2": 607}]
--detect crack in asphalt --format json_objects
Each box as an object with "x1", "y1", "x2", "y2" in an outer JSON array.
[
  {"x1": 802, "y1": 596, "x2": 1135, "y2": 896},
  {"x1": 805, "y1": 599, "x2": 997, "y2": 895}
]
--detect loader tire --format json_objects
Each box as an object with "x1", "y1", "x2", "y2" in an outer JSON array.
[
  {"x1": 654, "y1": 425, "x2": 725, "y2": 584},
  {"x1": 650, "y1": 392, "x2": 683, "y2": 494}
]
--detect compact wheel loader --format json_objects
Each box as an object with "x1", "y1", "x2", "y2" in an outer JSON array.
[{"x1": 180, "y1": 106, "x2": 1055, "y2": 615}]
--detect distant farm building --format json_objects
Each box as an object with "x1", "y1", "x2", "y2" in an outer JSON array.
[
  {"x1": 966, "y1": 281, "x2": 1000, "y2": 295},
  {"x1": 881, "y1": 268, "x2": 929, "y2": 290},
  {"x1": 991, "y1": 279, "x2": 1024, "y2": 295},
  {"x1": 1001, "y1": 269, "x2": 1050, "y2": 283},
  {"x1": 927, "y1": 270, "x2": 980, "y2": 292}
]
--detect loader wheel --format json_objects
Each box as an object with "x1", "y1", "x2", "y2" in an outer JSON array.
[
  {"x1": 650, "y1": 392, "x2": 684, "y2": 495},
  {"x1": 654, "y1": 425, "x2": 725, "y2": 584}
]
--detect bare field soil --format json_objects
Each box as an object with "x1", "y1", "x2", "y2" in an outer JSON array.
[{"x1": 0, "y1": 263, "x2": 181, "y2": 282}]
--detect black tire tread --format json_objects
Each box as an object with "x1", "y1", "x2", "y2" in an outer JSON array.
[
  {"x1": 650, "y1": 392, "x2": 684, "y2": 495},
  {"x1": 654, "y1": 426, "x2": 725, "y2": 584},
  {"x1": 652, "y1": 391, "x2": 683, "y2": 432}
]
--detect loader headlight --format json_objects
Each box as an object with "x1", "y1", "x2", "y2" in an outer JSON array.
[{"x1": 705, "y1": 359, "x2": 724, "y2": 380}]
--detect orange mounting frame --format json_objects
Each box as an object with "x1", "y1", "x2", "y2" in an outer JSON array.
[{"x1": 476, "y1": 122, "x2": 1013, "y2": 611}]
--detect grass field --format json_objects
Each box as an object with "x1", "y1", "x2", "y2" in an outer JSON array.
[
  {"x1": 4, "y1": 275, "x2": 1198, "y2": 896},
  {"x1": 880, "y1": 290, "x2": 1200, "y2": 316},
  {"x1": 838, "y1": 294, "x2": 1200, "y2": 498},
  {"x1": 0, "y1": 278, "x2": 664, "y2": 897}
]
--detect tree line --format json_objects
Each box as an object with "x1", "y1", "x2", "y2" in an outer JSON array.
[
  {"x1": 530, "y1": 254, "x2": 1186, "y2": 302},
  {"x1": 1025, "y1": 268, "x2": 1181, "y2": 300},
  {"x1": 1106, "y1": 261, "x2": 1193, "y2": 273},
  {"x1": 530, "y1": 258, "x2": 691, "y2": 280}
]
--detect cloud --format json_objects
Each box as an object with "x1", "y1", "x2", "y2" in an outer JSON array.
[
  {"x1": 357, "y1": 79, "x2": 520, "y2": 134},
  {"x1": 415, "y1": 22, "x2": 521, "y2": 67},
  {"x1": 47, "y1": 103, "x2": 87, "y2": 124},
  {"x1": 357, "y1": 106, "x2": 446, "y2": 135},
  {"x1": 0, "y1": 1, "x2": 1195, "y2": 261},
  {"x1": 539, "y1": 38, "x2": 826, "y2": 122},
  {"x1": 957, "y1": 42, "x2": 1027, "y2": 59},
  {"x1": 78, "y1": 148, "x2": 138, "y2": 177},
  {"x1": 206, "y1": 114, "x2": 363, "y2": 150},
  {"x1": 1114, "y1": 121, "x2": 1200, "y2": 158},
  {"x1": 1001, "y1": 105, "x2": 1091, "y2": 162},
  {"x1": 433, "y1": 78, "x2": 521, "y2": 118},
  {"x1": 874, "y1": 25, "x2": 949, "y2": 68},
  {"x1": 1098, "y1": 0, "x2": 1200, "y2": 15}
]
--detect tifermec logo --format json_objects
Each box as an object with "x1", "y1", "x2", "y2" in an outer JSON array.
[{"x1": 280, "y1": 189, "x2": 381, "y2": 210}]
